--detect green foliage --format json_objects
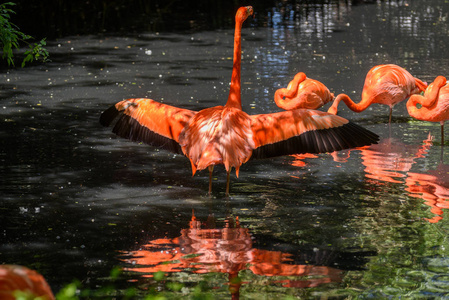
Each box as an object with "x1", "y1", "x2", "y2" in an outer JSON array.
[
  {"x1": 12, "y1": 290, "x2": 48, "y2": 300},
  {"x1": 55, "y1": 281, "x2": 79, "y2": 300},
  {"x1": 0, "y1": 2, "x2": 49, "y2": 67}
]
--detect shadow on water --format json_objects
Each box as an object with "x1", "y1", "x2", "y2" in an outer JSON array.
[{"x1": 2, "y1": 0, "x2": 449, "y2": 298}]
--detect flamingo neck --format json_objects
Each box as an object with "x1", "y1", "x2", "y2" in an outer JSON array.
[
  {"x1": 283, "y1": 73, "x2": 307, "y2": 99},
  {"x1": 406, "y1": 94, "x2": 423, "y2": 119},
  {"x1": 332, "y1": 93, "x2": 372, "y2": 113},
  {"x1": 274, "y1": 73, "x2": 307, "y2": 110},
  {"x1": 274, "y1": 89, "x2": 288, "y2": 109},
  {"x1": 407, "y1": 76, "x2": 447, "y2": 119},
  {"x1": 226, "y1": 19, "x2": 244, "y2": 109}
]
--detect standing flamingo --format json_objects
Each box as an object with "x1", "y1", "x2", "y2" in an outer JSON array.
[
  {"x1": 327, "y1": 64, "x2": 427, "y2": 122},
  {"x1": 407, "y1": 76, "x2": 449, "y2": 144},
  {"x1": 274, "y1": 72, "x2": 335, "y2": 110},
  {"x1": 100, "y1": 6, "x2": 379, "y2": 195}
]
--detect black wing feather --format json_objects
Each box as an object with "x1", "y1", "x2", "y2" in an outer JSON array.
[
  {"x1": 251, "y1": 121, "x2": 379, "y2": 159},
  {"x1": 100, "y1": 104, "x2": 185, "y2": 155}
]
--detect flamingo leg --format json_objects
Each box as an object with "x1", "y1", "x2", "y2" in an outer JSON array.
[
  {"x1": 225, "y1": 169, "x2": 231, "y2": 196},
  {"x1": 208, "y1": 165, "x2": 214, "y2": 194},
  {"x1": 441, "y1": 121, "x2": 445, "y2": 145},
  {"x1": 389, "y1": 107, "x2": 393, "y2": 123}
]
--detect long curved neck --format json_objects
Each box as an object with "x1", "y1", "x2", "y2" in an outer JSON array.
[
  {"x1": 225, "y1": 18, "x2": 244, "y2": 109},
  {"x1": 274, "y1": 72, "x2": 307, "y2": 110},
  {"x1": 283, "y1": 72, "x2": 307, "y2": 99},
  {"x1": 274, "y1": 88, "x2": 288, "y2": 109},
  {"x1": 411, "y1": 76, "x2": 446, "y2": 108},
  {"x1": 407, "y1": 76, "x2": 447, "y2": 119},
  {"x1": 328, "y1": 93, "x2": 372, "y2": 114},
  {"x1": 406, "y1": 94, "x2": 425, "y2": 119}
]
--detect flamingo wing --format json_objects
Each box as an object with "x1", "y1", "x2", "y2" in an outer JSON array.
[
  {"x1": 250, "y1": 109, "x2": 379, "y2": 159},
  {"x1": 100, "y1": 98, "x2": 197, "y2": 154}
]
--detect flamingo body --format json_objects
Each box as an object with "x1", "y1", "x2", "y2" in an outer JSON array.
[
  {"x1": 100, "y1": 6, "x2": 379, "y2": 194},
  {"x1": 274, "y1": 72, "x2": 334, "y2": 110},
  {"x1": 178, "y1": 106, "x2": 254, "y2": 177},
  {"x1": 0, "y1": 265, "x2": 54, "y2": 300},
  {"x1": 407, "y1": 76, "x2": 449, "y2": 144},
  {"x1": 328, "y1": 64, "x2": 427, "y2": 122}
]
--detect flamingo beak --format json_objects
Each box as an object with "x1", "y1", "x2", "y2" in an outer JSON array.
[{"x1": 247, "y1": 6, "x2": 254, "y2": 18}]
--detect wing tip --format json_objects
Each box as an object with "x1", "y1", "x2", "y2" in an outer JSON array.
[
  {"x1": 251, "y1": 121, "x2": 379, "y2": 159},
  {"x1": 100, "y1": 105, "x2": 120, "y2": 127},
  {"x1": 112, "y1": 114, "x2": 184, "y2": 155}
]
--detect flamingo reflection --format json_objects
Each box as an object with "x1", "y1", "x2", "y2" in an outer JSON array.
[
  {"x1": 359, "y1": 134, "x2": 434, "y2": 185},
  {"x1": 290, "y1": 153, "x2": 319, "y2": 167},
  {"x1": 406, "y1": 162, "x2": 449, "y2": 223},
  {"x1": 120, "y1": 212, "x2": 342, "y2": 298},
  {"x1": 288, "y1": 134, "x2": 433, "y2": 188},
  {"x1": 290, "y1": 150, "x2": 352, "y2": 168}
]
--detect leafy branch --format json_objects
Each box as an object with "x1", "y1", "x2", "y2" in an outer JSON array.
[{"x1": 0, "y1": 2, "x2": 49, "y2": 67}]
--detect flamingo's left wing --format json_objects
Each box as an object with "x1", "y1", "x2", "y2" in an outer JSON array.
[
  {"x1": 250, "y1": 109, "x2": 379, "y2": 159},
  {"x1": 100, "y1": 98, "x2": 197, "y2": 154}
]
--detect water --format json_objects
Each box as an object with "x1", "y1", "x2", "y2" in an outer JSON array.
[{"x1": 2, "y1": 1, "x2": 449, "y2": 298}]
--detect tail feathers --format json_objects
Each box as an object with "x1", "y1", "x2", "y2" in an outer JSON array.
[
  {"x1": 251, "y1": 122, "x2": 379, "y2": 159},
  {"x1": 100, "y1": 105, "x2": 120, "y2": 127},
  {"x1": 196, "y1": 144, "x2": 223, "y2": 172}
]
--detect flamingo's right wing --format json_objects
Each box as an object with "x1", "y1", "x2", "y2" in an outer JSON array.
[
  {"x1": 250, "y1": 109, "x2": 379, "y2": 159},
  {"x1": 100, "y1": 98, "x2": 197, "y2": 154}
]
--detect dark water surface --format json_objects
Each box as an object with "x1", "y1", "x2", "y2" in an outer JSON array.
[{"x1": 2, "y1": 1, "x2": 449, "y2": 298}]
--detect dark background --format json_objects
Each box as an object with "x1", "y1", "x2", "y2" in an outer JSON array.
[{"x1": 11, "y1": 0, "x2": 368, "y2": 39}]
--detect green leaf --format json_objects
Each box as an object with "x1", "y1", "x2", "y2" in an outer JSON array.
[{"x1": 0, "y1": 2, "x2": 49, "y2": 67}]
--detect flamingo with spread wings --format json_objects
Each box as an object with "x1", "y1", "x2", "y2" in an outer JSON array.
[
  {"x1": 274, "y1": 72, "x2": 335, "y2": 110},
  {"x1": 100, "y1": 6, "x2": 379, "y2": 195},
  {"x1": 327, "y1": 64, "x2": 427, "y2": 122},
  {"x1": 407, "y1": 76, "x2": 449, "y2": 144}
]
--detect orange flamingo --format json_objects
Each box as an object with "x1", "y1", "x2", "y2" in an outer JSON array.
[
  {"x1": 327, "y1": 64, "x2": 427, "y2": 122},
  {"x1": 274, "y1": 72, "x2": 335, "y2": 110},
  {"x1": 100, "y1": 6, "x2": 379, "y2": 195},
  {"x1": 0, "y1": 265, "x2": 55, "y2": 300},
  {"x1": 407, "y1": 76, "x2": 449, "y2": 144}
]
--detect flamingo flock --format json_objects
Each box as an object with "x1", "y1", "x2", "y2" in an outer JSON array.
[
  {"x1": 3, "y1": 6, "x2": 449, "y2": 299},
  {"x1": 100, "y1": 6, "x2": 447, "y2": 195}
]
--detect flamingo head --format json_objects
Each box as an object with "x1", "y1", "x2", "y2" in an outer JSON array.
[{"x1": 236, "y1": 6, "x2": 254, "y2": 23}]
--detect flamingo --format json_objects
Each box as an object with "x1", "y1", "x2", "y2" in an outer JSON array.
[
  {"x1": 100, "y1": 6, "x2": 379, "y2": 195},
  {"x1": 274, "y1": 72, "x2": 335, "y2": 110},
  {"x1": 0, "y1": 265, "x2": 55, "y2": 300},
  {"x1": 407, "y1": 76, "x2": 449, "y2": 145},
  {"x1": 327, "y1": 64, "x2": 427, "y2": 122}
]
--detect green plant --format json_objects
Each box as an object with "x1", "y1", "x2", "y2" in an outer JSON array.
[{"x1": 0, "y1": 2, "x2": 49, "y2": 67}]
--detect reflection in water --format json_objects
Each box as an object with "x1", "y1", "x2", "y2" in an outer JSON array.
[
  {"x1": 120, "y1": 212, "x2": 342, "y2": 298},
  {"x1": 290, "y1": 153, "x2": 318, "y2": 167},
  {"x1": 290, "y1": 149, "x2": 352, "y2": 168},
  {"x1": 360, "y1": 134, "x2": 434, "y2": 184},
  {"x1": 406, "y1": 162, "x2": 449, "y2": 223}
]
